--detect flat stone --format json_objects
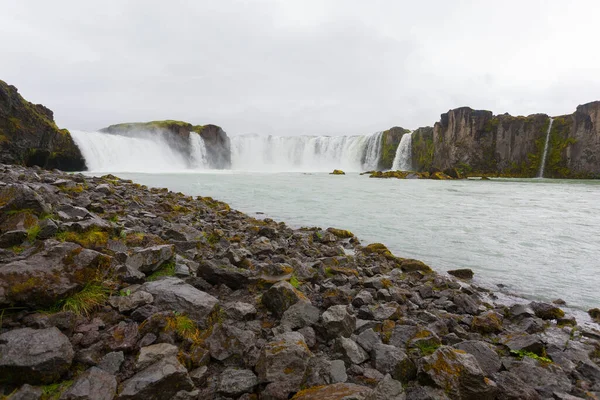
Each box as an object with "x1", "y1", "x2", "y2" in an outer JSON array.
[
  {"x1": 453, "y1": 340, "x2": 502, "y2": 376},
  {"x1": 60, "y1": 367, "x2": 117, "y2": 400},
  {"x1": 217, "y1": 368, "x2": 259, "y2": 397}
]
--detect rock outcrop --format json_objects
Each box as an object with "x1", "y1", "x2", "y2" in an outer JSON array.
[
  {"x1": 101, "y1": 120, "x2": 231, "y2": 169},
  {"x1": 378, "y1": 127, "x2": 410, "y2": 170},
  {"x1": 0, "y1": 80, "x2": 86, "y2": 170}
]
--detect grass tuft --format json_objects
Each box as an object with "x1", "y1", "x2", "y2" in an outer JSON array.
[
  {"x1": 27, "y1": 224, "x2": 41, "y2": 242},
  {"x1": 56, "y1": 228, "x2": 109, "y2": 248},
  {"x1": 52, "y1": 283, "x2": 109, "y2": 316},
  {"x1": 147, "y1": 261, "x2": 176, "y2": 281}
]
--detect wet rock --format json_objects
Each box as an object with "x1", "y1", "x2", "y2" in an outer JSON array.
[
  {"x1": 217, "y1": 368, "x2": 259, "y2": 397},
  {"x1": 372, "y1": 343, "x2": 416, "y2": 383},
  {"x1": 530, "y1": 301, "x2": 565, "y2": 320},
  {"x1": 126, "y1": 245, "x2": 174, "y2": 273},
  {"x1": 262, "y1": 281, "x2": 309, "y2": 318},
  {"x1": 140, "y1": 277, "x2": 219, "y2": 326},
  {"x1": 366, "y1": 374, "x2": 405, "y2": 400},
  {"x1": 256, "y1": 332, "x2": 313, "y2": 391},
  {"x1": 588, "y1": 308, "x2": 600, "y2": 323},
  {"x1": 447, "y1": 269, "x2": 474, "y2": 279},
  {"x1": 136, "y1": 343, "x2": 179, "y2": 370},
  {"x1": 0, "y1": 327, "x2": 74, "y2": 384},
  {"x1": 292, "y1": 383, "x2": 372, "y2": 399},
  {"x1": 418, "y1": 346, "x2": 497, "y2": 399},
  {"x1": 108, "y1": 290, "x2": 153, "y2": 313},
  {"x1": 471, "y1": 311, "x2": 503, "y2": 334},
  {"x1": 60, "y1": 366, "x2": 117, "y2": 400},
  {"x1": 453, "y1": 340, "x2": 501, "y2": 376},
  {"x1": 492, "y1": 371, "x2": 541, "y2": 400},
  {"x1": 335, "y1": 336, "x2": 369, "y2": 366},
  {"x1": 117, "y1": 356, "x2": 194, "y2": 400},
  {"x1": 322, "y1": 305, "x2": 356, "y2": 339}
]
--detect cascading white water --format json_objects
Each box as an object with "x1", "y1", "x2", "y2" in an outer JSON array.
[
  {"x1": 189, "y1": 132, "x2": 210, "y2": 169},
  {"x1": 71, "y1": 130, "x2": 196, "y2": 172},
  {"x1": 538, "y1": 118, "x2": 554, "y2": 178},
  {"x1": 391, "y1": 132, "x2": 412, "y2": 171},
  {"x1": 230, "y1": 132, "x2": 384, "y2": 172}
]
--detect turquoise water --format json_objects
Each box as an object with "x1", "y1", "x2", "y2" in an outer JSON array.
[{"x1": 102, "y1": 172, "x2": 600, "y2": 312}]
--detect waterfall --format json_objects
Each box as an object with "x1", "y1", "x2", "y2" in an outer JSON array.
[
  {"x1": 70, "y1": 130, "x2": 204, "y2": 172},
  {"x1": 230, "y1": 132, "x2": 383, "y2": 172},
  {"x1": 391, "y1": 132, "x2": 412, "y2": 171},
  {"x1": 538, "y1": 118, "x2": 554, "y2": 178},
  {"x1": 189, "y1": 132, "x2": 210, "y2": 169}
]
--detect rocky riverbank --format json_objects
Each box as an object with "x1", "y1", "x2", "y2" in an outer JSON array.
[{"x1": 1, "y1": 164, "x2": 600, "y2": 400}]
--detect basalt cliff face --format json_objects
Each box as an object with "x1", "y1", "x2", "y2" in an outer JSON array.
[
  {"x1": 378, "y1": 126, "x2": 410, "y2": 170},
  {"x1": 0, "y1": 80, "x2": 86, "y2": 171},
  {"x1": 101, "y1": 121, "x2": 231, "y2": 169},
  {"x1": 414, "y1": 101, "x2": 600, "y2": 178}
]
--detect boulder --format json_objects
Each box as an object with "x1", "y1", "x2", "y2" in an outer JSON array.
[
  {"x1": 0, "y1": 327, "x2": 74, "y2": 384},
  {"x1": 447, "y1": 269, "x2": 474, "y2": 279},
  {"x1": 507, "y1": 360, "x2": 571, "y2": 398},
  {"x1": 262, "y1": 281, "x2": 309, "y2": 318},
  {"x1": 60, "y1": 367, "x2": 117, "y2": 400},
  {"x1": 117, "y1": 356, "x2": 194, "y2": 400},
  {"x1": 453, "y1": 340, "x2": 501, "y2": 376},
  {"x1": 205, "y1": 323, "x2": 256, "y2": 362},
  {"x1": 303, "y1": 357, "x2": 348, "y2": 387},
  {"x1": 5, "y1": 384, "x2": 43, "y2": 400},
  {"x1": 357, "y1": 328, "x2": 382, "y2": 352},
  {"x1": 136, "y1": 343, "x2": 179, "y2": 370},
  {"x1": 196, "y1": 259, "x2": 252, "y2": 289},
  {"x1": 321, "y1": 305, "x2": 356, "y2": 339},
  {"x1": 217, "y1": 368, "x2": 259, "y2": 397},
  {"x1": 126, "y1": 245, "x2": 174, "y2": 273},
  {"x1": 530, "y1": 301, "x2": 565, "y2": 320},
  {"x1": 418, "y1": 346, "x2": 497, "y2": 399},
  {"x1": 492, "y1": 371, "x2": 541, "y2": 400},
  {"x1": 588, "y1": 308, "x2": 600, "y2": 323},
  {"x1": 371, "y1": 343, "x2": 416, "y2": 383},
  {"x1": 0, "y1": 184, "x2": 50, "y2": 217},
  {"x1": 0, "y1": 241, "x2": 111, "y2": 308},
  {"x1": 335, "y1": 337, "x2": 369, "y2": 366},
  {"x1": 223, "y1": 301, "x2": 257, "y2": 321},
  {"x1": 140, "y1": 277, "x2": 218, "y2": 327},
  {"x1": 366, "y1": 374, "x2": 405, "y2": 400},
  {"x1": 292, "y1": 383, "x2": 372, "y2": 399},
  {"x1": 279, "y1": 301, "x2": 320, "y2": 330},
  {"x1": 471, "y1": 311, "x2": 503, "y2": 334},
  {"x1": 108, "y1": 290, "x2": 153, "y2": 313}
]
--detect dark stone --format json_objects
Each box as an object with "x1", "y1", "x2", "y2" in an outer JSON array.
[{"x1": 447, "y1": 269, "x2": 474, "y2": 279}]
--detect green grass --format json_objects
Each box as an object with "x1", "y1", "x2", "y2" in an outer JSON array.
[
  {"x1": 414, "y1": 341, "x2": 440, "y2": 356},
  {"x1": 147, "y1": 261, "x2": 176, "y2": 281},
  {"x1": 56, "y1": 228, "x2": 109, "y2": 248},
  {"x1": 510, "y1": 349, "x2": 552, "y2": 363},
  {"x1": 289, "y1": 274, "x2": 300, "y2": 288},
  {"x1": 27, "y1": 224, "x2": 41, "y2": 242},
  {"x1": 52, "y1": 283, "x2": 109, "y2": 316},
  {"x1": 40, "y1": 380, "x2": 74, "y2": 400}
]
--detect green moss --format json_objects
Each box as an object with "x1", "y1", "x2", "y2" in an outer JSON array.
[
  {"x1": 510, "y1": 349, "x2": 552, "y2": 364},
  {"x1": 56, "y1": 228, "x2": 109, "y2": 249},
  {"x1": 544, "y1": 116, "x2": 578, "y2": 178},
  {"x1": 50, "y1": 283, "x2": 109, "y2": 316},
  {"x1": 411, "y1": 127, "x2": 434, "y2": 172},
  {"x1": 415, "y1": 341, "x2": 440, "y2": 356},
  {"x1": 26, "y1": 224, "x2": 41, "y2": 242},
  {"x1": 40, "y1": 380, "x2": 74, "y2": 400},
  {"x1": 147, "y1": 261, "x2": 176, "y2": 281},
  {"x1": 289, "y1": 274, "x2": 300, "y2": 288}
]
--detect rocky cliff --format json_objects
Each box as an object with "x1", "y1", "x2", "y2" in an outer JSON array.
[
  {"x1": 101, "y1": 120, "x2": 231, "y2": 169},
  {"x1": 0, "y1": 80, "x2": 86, "y2": 171},
  {"x1": 378, "y1": 127, "x2": 410, "y2": 170},
  {"x1": 412, "y1": 101, "x2": 600, "y2": 178}
]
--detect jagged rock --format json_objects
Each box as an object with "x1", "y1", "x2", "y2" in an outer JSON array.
[
  {"x1": 509, "y1": 304, "x2": 535, "y2": 320},
  {"x1": 303, "y1": 357, "x2": 348, "y2": 387},
  {"x1": 366, "y1": 374, "x2": 405, "y2": 400},
  {"x1": 0, "y1": 184, "x2": 50, "y2": 216},
  {"x1": 0, "y1": 241, "x2": 111, "y2": 308},
  {"x1": 105, "y1": 321, "x2": 139, "y2": 352},
  {"x1": 5, "y1": 384, "x2": 43, "y2": 400},
  {"x1": 224, "y1": 301, "x2": 257, "y2": 321},
  {"x1": 37, "y1": 218, "x2": 58, "y2": 239},
  {"x1": 492, "y1": 371, "x2": 540, "y2": 400},
  {"x1": 447, "y1": 269, "x2": 474, "y2": 279},
  {"x1": 256, "y1": 332, "x2": 313, "y2": 392},
  {"x1": 189, "y1": 366, "x2": 208, "y2": 387},
  {"x1": 291, "y1": 383, "x2": 372, "y2": 399},
  {"x1": 0, "y1": 229, "x2": 27, "y2": 247},
  {"x1": 279, "y1": 301, "x2": 320, "y2": 330},
  {"x1": 262, "y1": 281, "x2": 308, "y2": 318},
  {"x1": 217, "y1": 368, "x2": 259, "y2": 397},
  {"x1": 335, "y1": 336, "x2": 369, "y2": 366},
  {"x1": 530, "y1": 301, "x2": 565, "y2": 320},
  {"x1": 453, "y1": 293, "x2": 479, "y2": 315},
  {"x1": 0, "y1": 327, "x2": 74, "y2": 384},
  {"x1": 372, "y1": 343, "x2": 416, "y2": 383},
  {"x1": 501, "y1": 333, "x2": 545, "y2": 356},
  {"x1": 205, "y1": 323, "x2": 256, "y2": 362},
  {"x1": 60, "y1": 367, "x2": 117, "y2": 400},
  {"x1": 117, "y1": 356, "x2": 194, "y2": 400},
  {"x1": 399, "y1": 259, "x2": 433, "y2": 273},
  {"x1": 357, "y1": 328, "x2": 382, "y2": 352},
  {"x1": 140, "y1": 277, "x2": 219, "y2": 326},
  {"x1": 588, "y1": 308, "x2": 600, "y2": 323},
  {"x1": 321, "y1": 305, "x2": 356, "y2": 339},
  {"x1": 108, "y1": 290, "x2": 153, "y2": 313},
  {"x1": 353, "y1": 290, "x2": 375, "y2": 308},
  {"x1": 196, "y1": 259, "x2": 252, "y2": 289},
  {"x1": 453, "y1": 340, "x2": 501, "y2": 376},
  {"x1": 418, "y1": 346, "x2": 497, "y2": 399},
  {"x1": 471, "y1": 311, "x2": 503, "y2": 334},
  {"x1": 388, "y1": 325, "x2": 418, "y2": 348},
  {"x1": 127, "y1": 245, "x2": 174, "y2": 273},
  {"x1": 404, "y1": 386, "x2": 450, "y2": 400},
  {"x1": 97, "y1": 351, "x2": 124, "y2": 375},
  {"x1": 506, "y1": 360, "x2": 571, "y2": 398},
  {"x1": 56, "y1": 204, "x2": 91, "y2": 221},
  {"x1": 136, "y1": 343, "x2": 179, "y2": 370}
]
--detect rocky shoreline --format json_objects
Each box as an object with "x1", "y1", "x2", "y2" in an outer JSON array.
[{"x1": 1, "y1": 164, "x2": 600, "y2": 400}]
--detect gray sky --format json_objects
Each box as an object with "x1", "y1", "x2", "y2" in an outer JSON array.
[{"x1": 1, "y1": 0, "x2": 599, "y2": 136}]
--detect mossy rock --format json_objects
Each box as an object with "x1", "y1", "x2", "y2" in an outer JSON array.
[
  {"x1": 588, "y1": 308, "x2": 600, "y2": 323},
  {"x1": 330, "y1": 169, "x2": 345, "y2": 175},
  {"x1": 291, "y1": 383, "x2": 372, "y2": 399}
]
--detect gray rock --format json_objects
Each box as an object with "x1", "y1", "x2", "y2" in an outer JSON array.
[
  {"x1": 303, "y1": 357, "x2": 347, "y2": 388},
  {"x1": 366, "y1": 374, "x2": 405, "y2": 400},
  {"x1": 357, "y1": 328, "x2": 382, "y2": 352},
  {"x1": 0, "y1": 327, "x2": 74, "y2": 384},
  {"x1": 330, "y1": 360, "x2": 348, "y2": 384},
  {"x1": 56, "y1": 204, "x2": 91, "y2": 221},
  {"x1": 140, "y1": 277, "x2": 218, "y2": 327},
  {"x1": 509, "y1": 303, "x2": 535, "y2": 319},
  {"x1": 404, "y1": 386, "x2": 450, "y2": 400},
  {"x1": 218, "y1": 368, "x2": 258, "y2": 397},
  {"x1": 262, "y1": 281, "x2": 308, "y2": 318},
  {"x1": 453, "y1": 340, "x2": 502, "y2": 376},
  {"x1": 352, "y1": 289, "x2": 375, "y2": 307},
  {"x1": 196, "y1": 259, "x2": 252, "y2": 289},
  {"x1": 505, "y1": 360, "x2": 572, "y2": 398},
  {"x1": 280, "y1": 301, "x2": 320, "y2": 330},
  {"x1": 292, "y1": 383, "x2": 372, "y2": 399},
  {"x1": 298, "y1": 326, "x2": 316, "y2": 348},
  {"x1": 126, "y1": 245, "x2": 174, "y2": 273},
  {"x1": 136, "y1": 343, "x2": 179, "y2": 370},
  {"x1": 492, "y1": 371, "x2": 541, "y2": 400},
  {"x1": 0, "y1": 230, "x2": 27, "y2": 247},
  {"x1": 37, "y1": 218, "x2": 58, "y2": 239},
  {"x1": 97, "y1": 351, "x2": 124, "y2": 375},
  {"x1": 117, "y1": 356, "x2": 194, "y2": 400},
  {"x1": 256, "y1": 332, "x2": 312, "y2": 390},
  {"x1": 205, "y1": 323, "x2": 256, "y2": 362},
  {"x1": 322, "y1": 305, "x2": 356, "y2": 339},
  {"x1": 335, "y1": 336, "x2": 369, "y2": 365},
  {"x1": 453, "y1": 293, "x2": 479, "y2": 315},
  {"x1": 418, "y1": 346, "x2": 497, "y2": 399},
  {"x1": 530, "y1": 301, "x2": 565, "y2": 320},
  {"x1": 0, "y1": 184, "x2": 50, "y2": 215},
  {"x1": 189, "y1": 366, "x2": 208, "y2": 387},
  {"x1": 447, "y1": 269, "x2": 474, "y2": 279},
  {"x1": 502, "y1": 333, "x2": 545, "y2": 356},
  {"x1": 388, "y1": 325, "x2": 418, "y2": 348},
  {"x1": 108, "y1": 290, "x2": 153, "y2": 313},
  {"x1": 60, "y1": 367, "x2": 117, "y2": 400},
  {"x1": 6, "y1": 384, "x2": 43, "y2": 400},
  {"x1": 224, "y1": 301, "x2": 257, "y2": 321},
  {"x1": 372, "y1": 343, "x2": 415, "y2": 383}
]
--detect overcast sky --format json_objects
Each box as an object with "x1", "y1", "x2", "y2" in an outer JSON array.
[{"x1": 1, "y1": 1, "x2": 599, "y2": 136}]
